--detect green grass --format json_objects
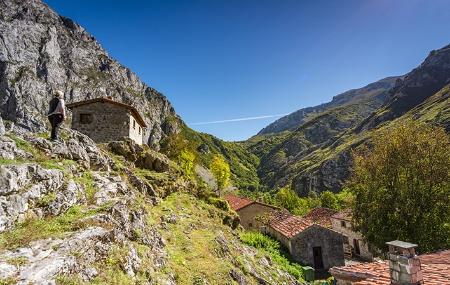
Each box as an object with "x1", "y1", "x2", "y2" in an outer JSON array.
[
  {"x1": 0, "y1": 158, "x2": 21, "y2": 165},
  {"x1": 140, "y1": 192, "x2": 300, "y2": 285},
  {"x1": 74, "y1": 171, "x2": 98, "y2": 204},
  {"x1": 0, "y1": 204, "x2": 111, "y2": 250}
]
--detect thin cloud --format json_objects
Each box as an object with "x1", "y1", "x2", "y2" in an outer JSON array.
[{"x1": 190, "y1": 114, "x2": 288, "y2": 125}]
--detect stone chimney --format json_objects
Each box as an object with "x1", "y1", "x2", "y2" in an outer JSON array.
[{"x1": 386, "y1": 240, "x2": 423, "y2": 285}]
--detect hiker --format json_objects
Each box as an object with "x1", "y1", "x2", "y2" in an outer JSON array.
[{"x1": 47, "y1": 90, "x2": 66, "y2": 141}]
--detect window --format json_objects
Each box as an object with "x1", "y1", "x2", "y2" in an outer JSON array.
[
  {"x1": 79, "y1": 113, "x2": 93, "y2": 124},
  {"x1": 138, "y1": 126, "x2": 141, "y2": 134},
  {"x1": 248, "y1": 223, "x2": 253, "y2": 228},
  {"x1": 341, "y1": 221, "x2": 346, "y2": 227},
  {"x1": 133, "y1": 119, "x2": 136, "y2": 129}
]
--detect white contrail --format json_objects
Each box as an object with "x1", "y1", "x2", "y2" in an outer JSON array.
[{"x1": 190, "y1": 113, "x2": 288, "y2": 125}]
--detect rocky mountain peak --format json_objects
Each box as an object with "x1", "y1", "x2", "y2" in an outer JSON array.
[{"x1": 0, "y1": 0, "x2": 180, "y2": 149}]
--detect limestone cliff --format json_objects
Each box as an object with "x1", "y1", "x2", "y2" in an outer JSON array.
[{"x1": 0, "y1": 0, "x2": 179, "y2": 149}]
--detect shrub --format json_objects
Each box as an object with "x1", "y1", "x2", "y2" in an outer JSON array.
[{"x1": 240, "y1": 232, "x2": 304, "y2": 280}]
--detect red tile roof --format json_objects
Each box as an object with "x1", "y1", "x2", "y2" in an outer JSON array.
[
  {"x1": 224, "y1": 195, "x2": 254, "y2": 211},
  {"x1": 330, "y1": 250, "x2": 450, "y2": 285},
  {"x1": 224, "y1": 195, "x2": 278, "y2": 212},
  {"x1": 268, "y1": 210, "x2": 313, "y2": 238},
  {"x1": 332, "y1": 209, "x2": 352, "y2": 221},
  {"x1": 303, "y1": 207, "x2": 338, "y2": 228},
  {"x1": 66, "y1": 97, "x2": 147, "y2": 127}
]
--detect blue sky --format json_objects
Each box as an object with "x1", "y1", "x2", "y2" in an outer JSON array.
[{"x1": 44, "y1": 0, "x2": 450, "y2": 141}]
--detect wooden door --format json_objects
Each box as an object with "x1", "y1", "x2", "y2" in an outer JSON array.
[{"x1": 313, "y1": 246, "x2": 324, "y2": 269}]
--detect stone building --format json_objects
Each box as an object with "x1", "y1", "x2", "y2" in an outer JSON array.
[
  {"x1": 225, "y1": 195, "x2": 278, "y2": 230},
  {"x1": 330, "y1": 241, "x2": 450, "y2": 285},
  {"x1": 331, "y1": 210, "x2": 373, "y2": 260},
  {"x1": 67, "y1": 97, "x2": 147, "y2": 145},
  {"x1": 265, "y1": 210, "x2": 345, "y2": 272}
]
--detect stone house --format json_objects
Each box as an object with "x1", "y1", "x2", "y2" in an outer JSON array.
[
  {"x1": 225, "y1": 195, "x2": 278, "y2": 230},
  {"x1": 265, "y1": 210, "x2": 345, "y2": 272},
  {"x1": 330, "y1": 241, "x2": 450, "y2": 285},
  {"x1": 331, "y1": 210, "x2": 373, "y2": 261},
  {"x1": 66, "y1": 97, "x2": 147, "y2": 145}
]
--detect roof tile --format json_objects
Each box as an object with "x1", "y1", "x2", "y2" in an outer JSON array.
[{"x1": 330, "y1": 250, "x2": 450, "y2": 285}]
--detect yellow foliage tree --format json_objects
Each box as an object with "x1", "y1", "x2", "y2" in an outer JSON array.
[
  {"x1": 179, "y1": 149, "x2": 196, "y2": 177},
  {"x1": 210, "y1": 155, "x2": 231, "y2": 192}
]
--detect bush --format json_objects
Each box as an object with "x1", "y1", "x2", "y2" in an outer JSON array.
[{"x1": 240, "y1": 232, "x2": 305, "y2": 280}]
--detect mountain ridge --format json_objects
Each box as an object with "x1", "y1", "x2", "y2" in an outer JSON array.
[{"x1": 247, "y1": 44, "x2": 450, "y2": 195}]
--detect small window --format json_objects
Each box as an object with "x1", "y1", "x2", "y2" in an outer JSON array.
[
  {"x1": 341, "y1": 221, "x2": 346, "y2": 227},
  {"x1": 248, "y1": 223, "x2": 253, "y2": 228},
  {"x1": 80, "y1": 113, "x2": 93, "y2": 124},
  {"x1": 133, "y1": 119, "x2": 136, "y2": 129},
  {"x1": 138, "y1": 126, "x2": 141, "y2": 134}
]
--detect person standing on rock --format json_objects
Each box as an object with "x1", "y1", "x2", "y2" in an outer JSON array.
[{"x1": 47, "y1": 90, "x2": 66, "y2": 141}]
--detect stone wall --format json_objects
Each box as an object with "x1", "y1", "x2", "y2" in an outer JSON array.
[
  {"x1": 264, "y1": 226, "x2": 292, "y2": 253},
  {"x1": 128, "y1": 114, "x2": 143, "y2": 145},
  {"x1": 291, "y1": 225, "x2": 344, "y2": 270},
  {"x1": 236, "y1": 203, "x2": 276, "y2": 231},
  {"x1": 71, "y1": 102, "x2": 130, "y2": 143},
  {"x1": 331, "y1": 217, "x2": 373, "y2": 260}
]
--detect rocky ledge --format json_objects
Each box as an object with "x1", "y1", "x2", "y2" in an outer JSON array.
[{"x1": 0, "y1": 127, "x2": 300, "y2": 284}]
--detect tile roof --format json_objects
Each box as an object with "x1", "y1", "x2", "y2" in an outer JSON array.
[
  {"x1": 66, "y1": 97, "x2": 147, "y2": 127},
  {"x1": 224, "y1": 195, "x2": 278, "y2": 212},
  {"x1": 331, "y1": 209, "x2": 352, "y2": 221},
  {"x1": 268, "y1": 210, "x2": 313, "y2": 238},
  {"x1": 330, "y1": 250, "x2": 450, "y2": 285},
  {"x1": 303, "y1": 207, "x2": 338, "y2": 228},
  {"x1": 224, "y1": 195, "x2": 254, "y2": 211}
]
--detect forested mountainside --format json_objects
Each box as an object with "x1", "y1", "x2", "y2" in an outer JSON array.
[{"x1": 245, "y1": 44, "x2": 450, "y2": 195}]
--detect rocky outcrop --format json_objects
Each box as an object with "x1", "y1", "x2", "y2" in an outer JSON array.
[
  {"x1": 0, "y1": 163, "x2": 65, "y2": 231},
  {"x1": 0, "y1": 0, "x2": 180, "y2": 149},
  {"x1": 0, "y1": 118, "x2": 5, "y2": 136},
  {"x1": 356, "y1": 44, "x2": 450, "y2": 132},
  {"x1": 108, "y1": 138, "x2": 171, "y2": 173}
]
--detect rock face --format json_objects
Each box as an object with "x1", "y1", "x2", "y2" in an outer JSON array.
[
  {"x1": 0, "y1": 118, "x2": 5, "y2": 136},
  {"x1": 0, "y1": 0, "x2": 180, "y2": 149},
  {"x1": 357, "y1": 44, "x2": 450, "y2": 132}
]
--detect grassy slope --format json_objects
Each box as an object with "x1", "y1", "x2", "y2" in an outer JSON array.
[
  {"x1": 0, "y1": 132, "x2": 304, "y2": 285},
  {"x1": 243, "y1": 84, "x2": 450, "y2": 192},
  {"x1": 146, "y1": 192, "x2": 304, "y2": 285},
  {"x1": 161, "y1": 125, "x2": 261, "y2": 191}
]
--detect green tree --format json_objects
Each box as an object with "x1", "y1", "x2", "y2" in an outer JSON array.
[
  {"x1": 348, "y1": 120, "x2": 450, "y2": 252},
  {"x1": 210, "y1": 155, "x2": 231, "y2": 191},
  {"x1": 179, "y1": 149, "x2": 196, "y2": 177},
  {"x1": 320, "y1": 191, "x2": 340, "y2": 210},
  {"x1": 274, "y1": 187, "x2": 309, "y2": 215}
]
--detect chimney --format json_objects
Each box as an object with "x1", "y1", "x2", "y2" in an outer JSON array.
[{"x1": 386, "y1": 240, "x2": 423, "y2": 285}]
